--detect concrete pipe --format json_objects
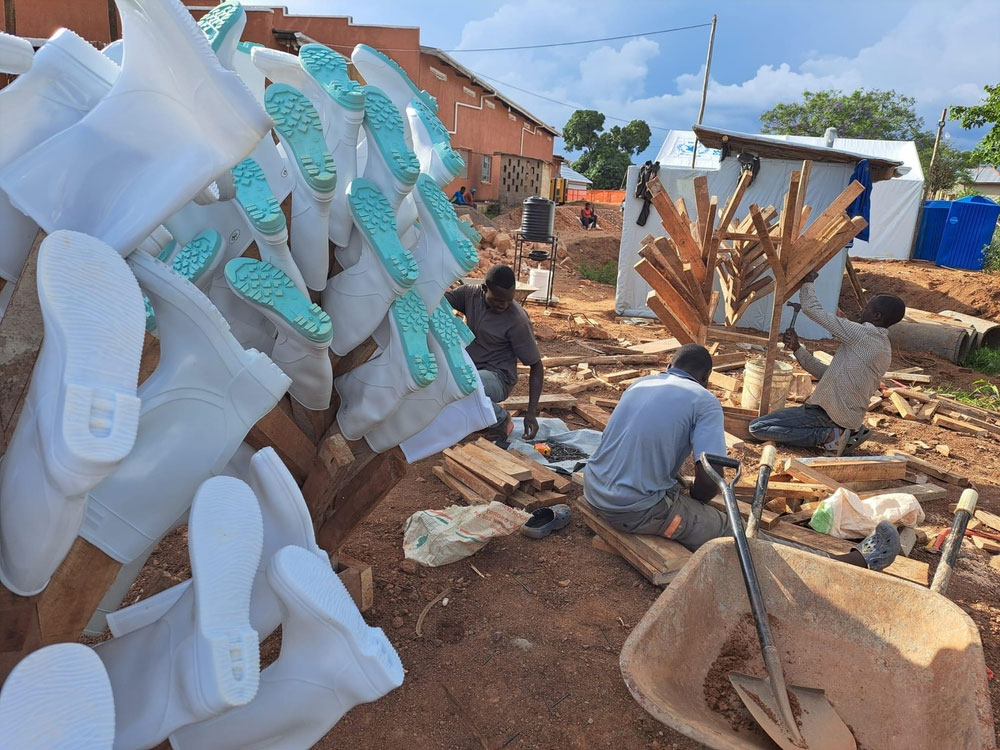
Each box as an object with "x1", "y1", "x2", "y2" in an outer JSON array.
[
  {"x1": 938, "y1": 310, "x2": 1000, "y2": 351},
  {"x1": 888, "y1": 321, "x2": 973, "y2": 364}
]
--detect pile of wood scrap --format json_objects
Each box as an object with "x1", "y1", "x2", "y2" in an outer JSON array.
[
  {"x1": 936, "y1": 509, "x2": 1000, "y2": 565},
  {"x1": 433, "y1": 438, "x2": 572, "y2": 511},
  {"x1": 880, "y1": 386, "x2": 1000, "y2": 439}
]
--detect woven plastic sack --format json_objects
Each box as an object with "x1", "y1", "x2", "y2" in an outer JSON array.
[
  {"x1": 403, "y1": 502, "x2": 531, "y2": 567},
  {"x1": 809, "y1": 487, "x2": 924, "y2": 540}
]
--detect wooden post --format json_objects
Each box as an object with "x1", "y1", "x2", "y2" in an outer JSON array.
[
  {"x1": 757, "y1": 279, "x2": 786, "y2": 418},
  {"x1": 690, "y1": 14, "x2": 718, "y2": 168}
]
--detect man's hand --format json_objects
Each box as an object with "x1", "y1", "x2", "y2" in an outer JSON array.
[
  {"x1": 783, "y1": 329, "x2": 800, "y2": 351},
  {"x1": 522, "y1": 412, "x2": 539, "y2": 440},
  {"x1": 802, "y1": 269, "x2": 819, "y2": 283}
]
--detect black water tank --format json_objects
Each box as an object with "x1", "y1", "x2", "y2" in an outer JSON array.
[{"x1": 519, "y1": 196, "x2": 555, "y2": 241}]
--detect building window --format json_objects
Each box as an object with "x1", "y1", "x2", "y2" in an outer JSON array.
[
  {"x1": 463, "y1": 86, "x2": 476, "y2": 98},
  {"x1": 429, "y1": 66, "x2": 447, "y2": 81},
  {"x1": 458, "y1": 150, "x2": 470, "y2": 179},
  {"x1": 481, "y1": 155, "x2": 492, "y2": 183}
]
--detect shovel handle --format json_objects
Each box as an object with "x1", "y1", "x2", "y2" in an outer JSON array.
[
  {"x1": 931, "y1": 488, "x2": 978, "y2": 595},
  {"x1": 746, "y1": 445, "x2": 777, "y2": 540}
]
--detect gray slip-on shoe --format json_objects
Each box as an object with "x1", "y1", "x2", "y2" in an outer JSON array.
[{"x1": 520, "y1": 504, "x2": 571, "y2": 539}]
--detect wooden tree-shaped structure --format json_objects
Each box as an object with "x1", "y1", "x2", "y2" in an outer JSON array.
[{"x1": 635, "y1": 160, "x2": 869, "y2": 415}]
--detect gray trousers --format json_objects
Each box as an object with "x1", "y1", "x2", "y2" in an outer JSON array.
[
  {"x1": 591, "y1": 486, "x2": 731, "y2": 552},
  {"x1": 478, "y1": 368, "x2": 510, "y2": 428},
  {"x1": 748, "y1": 404, "x2": 838, "y2": 448}
]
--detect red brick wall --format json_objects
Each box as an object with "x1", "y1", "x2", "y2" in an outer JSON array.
[{"x1": 1, "y1": 0, "x2": 117, "y2": 45}]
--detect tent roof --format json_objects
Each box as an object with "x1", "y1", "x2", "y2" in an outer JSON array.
[
  {"x1": 691, "y1": 126, "x2": 906, "y2": 182},
  {"x1": 559, "y1": 163, "x2": 592, "y2": 185}
]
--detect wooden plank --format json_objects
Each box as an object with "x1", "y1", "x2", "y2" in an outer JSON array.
[
  {"x1": 885, "y1": 450, "x2": 970, "y2": 486},
  {"x1": 604, "y1": 369, "x2": 642, "y2": 383},
  {"x1": 502, "y1": 393, "x2": 577, "y2": 410},
  {"x1": 756, "y1": 273, "x2": 785, "y2": 417},
  {"x1": 507, "y1": 489, "x2": 550, "y2": 512},
  {"x1": 725, "y1": 432, "x2": 745, "y2": 451},
  {"x1": 317, "y1": 446, "x2": 406, "y2": 551},
  {"x1": 715, "y1": 170, "x2": 753, "y2": 244},
  {"x1": 528, "y1": 489, "x2": 567, "y2": 507},
  {"x1": 780, "y1": 170, "x2": 800, "y2": 255},
  {"x1": 301, "y1": 431, "x2": 356, "y2": 528},
  {"x1": 592, "y1": 535, "x2": 618, "y2": 556},
  {"x1": 707, "y1": 326, "x2": 770, "y2": 346},
  {"x1": 701, "y1": 197, "x2": 720, "y2": 297},
  {"x1": 797, "y1": 456, "x2": 908, "y2": 482},
  {"x1": 855, "y1": 483, "x2": 948, "y2": 503},
  {"x1": 712, "y1": 352, "x2": 747, "y2": 369},
  {"x1": 443, "y1": 446, "x2": 518, "y2": 493},
  {"x1": 573, "y1": 403, "x2": 611, "y2": 430},
  {"x1": 443, "y1": 457, "x2": 504, "y2": 502},
  {"x1": 433, "y1": 465, "x2": 488, "y2": 505},
  {"x1": 471, "y1": 438, "x2": 536, "y2": 481},
  {"x1": 735, "y1": 481, "x2": 831, "y2": 501},
  {"x1": 916, "y1": 400, "x2": 940, "y2": 422},
  {"x1": 749, "y1": 203, "x2": 785, "y2": 287},
  {"x1": 577, "y1": 501, "x2": 692, "y2": 585},
  {"x1": 537, "y1": 354, "x2": 661, "y2": 368},
  {"x1": 246, "y1": 405, "x2": 318, "y2": 483},
  {"x1": 628, "y1": 338, "x2": 681, "y2": 355},
  {"x1": 975, "y1": 510, "x2": 1000, "y2": 534},
  {"x1": 694, "y1": 175, "x2": 710, "y2": 249},
  {"x1": 561, "y1": 380, "x2": 601, "y2": 396},
  {"x1": 708, "y1": 369, "x2": 740, "y2": 393},
  {"x1": 635, "y1": 259, "x2": 704, "y2": 337},
  {"x1": 884, "y1": 371, "x2": 932, "y2": 384},
  {"x1": 765, "y1": 521, "x2": 930, "y2": 586},
  {"x1": 845, "y1": 256, "x2": 867, "y2": 307},
  {"x1": 336, "y1": 554, "x2": 374, "y2": 612},
  {"x1": 590, "y1": 396, "x2": 620, "y2": 409},
  {"x1": 941, "y1": 411, "x2": 1000, "y2": 437},
  {"x1": 933, "y1": 414, "x2": 987, "y2": 437},
  {"x1": 783, "y1": 458, "x2": 845, "y2": 491},
  {"x1": 791, "y1": 160, "x2": 812, "y2": 238},
  {"x1": 647, "y1": 179, "x2": 707, "y2": 284},
  {"x1": 888, "y1": 391, "x2": 917, "y2": 420},
  {"x1": 646, "y1": 292, "x2": 696, "y2": 345}
]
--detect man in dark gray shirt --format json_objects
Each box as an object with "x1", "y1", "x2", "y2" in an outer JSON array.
[{"x1": 445, "y1": 265, "x2": 544, "y2": 441}]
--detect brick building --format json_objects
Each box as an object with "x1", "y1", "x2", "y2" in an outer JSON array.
[{"x1": 1, "y1": 1, "x2": 560, "y2": 205}]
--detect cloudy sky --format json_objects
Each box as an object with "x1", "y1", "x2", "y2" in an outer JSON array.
[{"x1": 277, "y1": 0, "x2": 999, "y2": 164}]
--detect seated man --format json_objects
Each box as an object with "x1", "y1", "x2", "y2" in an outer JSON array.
[
  {"x1": 749, "y1": 270, "x2": 906, "y2": 454},
  {"x1": 579, "y1": 202, "x2": 599, "y2": 229},
  {"x1": 445, "y1": 264, "x2": 543, "y2": 441},
  {"x1": 582, "y1": 343, "x2": 900, "y2": 569},
  {"x1": 451, "y1": 186, "x2": 469, "y2": 205},
  {"x1": 583, "y1": 344, "x2": 730, "y2": 551}
]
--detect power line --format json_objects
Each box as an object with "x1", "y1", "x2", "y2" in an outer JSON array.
[
  {"x1": 446, "y1": 23, "x2": 713, "y2": 52},
  {"x1": 466, "y1": 68, "x2": 670, "y2": 132}
]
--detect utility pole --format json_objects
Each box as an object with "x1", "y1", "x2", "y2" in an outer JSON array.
[
  {"x1": 691, "y1": 14, "x2": 718, "y2": 168},
  {"x1": 925, "y1": 107, "x2": 947, "y2": 200}
]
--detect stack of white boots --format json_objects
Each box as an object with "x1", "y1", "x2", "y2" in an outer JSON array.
[
  {"x1": 0, "y1": 31, "x2": 33, "y2": 75},
  {"x1": 351, "y1": 43, "x2": 437, "y2": 145},
  {"x1": 0, "y1": 232, "x2": 145, "y2": 596},
  {"x1": 79, "y1": 250, "x2": 290, "y2": 565},
  {"x1": 322, "y1": 178, "x2": 419, "y2": 355},
  {"x1": 0, "y1": 0, "x2": 272, "y2": 254},
  {"x1": 334, "y1": 289, "x2": 438, "y2": 440},
  {"x1": 224, "y1": 257, "x2": 334, "y2": 411},
  {"x1": 0, "y1": 643, "x2": 116, "y2": 750},
  {"x1": 406, "y1": 97, "x2": 467, "y2": 188}
]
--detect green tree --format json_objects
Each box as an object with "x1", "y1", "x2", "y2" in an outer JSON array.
[
  {"x1": 923, "y1": 140, "x2": 976, "y2": 196},
  {"x1": 952, "y1": 84, "x2": 1000, "y2": 167},
  {"x1": 562, "y1": 109, "x2": 651, "y2": 189},
  {"x1": 760, "y1": 89, "x2": 926, "y2": 140}
]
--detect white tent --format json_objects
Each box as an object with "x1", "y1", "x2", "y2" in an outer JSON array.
[
  {"x1": 618, "y1": 127, "x2": 907, "y2": 340},
  {"x1": 655, "y1": 130, "x2": 923, "y2": 260}
]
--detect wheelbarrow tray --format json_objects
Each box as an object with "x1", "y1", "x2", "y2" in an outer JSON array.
[{"x1": 620, "y1": 537, "x2": 995, "y2": 750}]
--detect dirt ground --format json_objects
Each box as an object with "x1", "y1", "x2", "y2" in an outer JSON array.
[{"x1": 116, "y1": 221, "x2": 1000, "y2": 749}]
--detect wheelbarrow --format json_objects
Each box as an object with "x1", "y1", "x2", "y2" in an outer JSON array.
[{"x1": 620, "y1": 487, "x2": 996, "y2": 749}]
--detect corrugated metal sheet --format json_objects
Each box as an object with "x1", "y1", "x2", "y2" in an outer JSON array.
[
  {"x1": 558, "y1": 163, "x2": 592, "y2": 186},
  {"x1": 935, "y1": 195, "x2": 1000, "y2": 270}
]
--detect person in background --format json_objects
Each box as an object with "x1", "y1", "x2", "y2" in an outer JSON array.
[
  {"x1": 748, "y1": 270, "x2": 906, "y2": 454},
  {"x1": 579, "y1": 202, "x2": 599, "y2": 230},
  {"x1": 445, "y1": 265, "x2": 544, "y2": 442},
  {"x1": 467, "y1": 188, "x2": 477, "y2": 207},
  {"x1": 451, "y1": 186, "x2": 468, "y2": 205}
]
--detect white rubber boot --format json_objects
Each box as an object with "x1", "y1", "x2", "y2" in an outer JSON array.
[
  {"x1": 0, "y1": 231, "x2": 144, "y2": 596},
  {"x1": 265, "y1": 83, "x2": 337, "y2": 293},
  {"x1": 104, "y1": 446, "x2": 327, "y2": 641},
  {"x1": 0, "y1": 31, "x2": 34, "y2": 75},
  {"x1": 196, "y1": 0, "x2": 246, "y2": 71},
  {"x1": 79, "y1": 251, "x2": 289, "y2": 564},
  {"x1": 84, "y1": 541, "x2": 156, "y2": 637},
  {"x1": 397, "y1": 191, "x2": 420, "y2": 242},
  {"x1": 351, "y1": 42, "x2": 437, "y2": 144},
  {"x1": 170, "y1": 229, "x2": 224, "y2": 292},
  {"x1": 230, "y1": 156, "x2": 310, "y2": 296},
  {"x1": 96, "y1": 476, "x2": 263, "y2": 750},
  {"x1": 399, "y1": 383, "x2": 497, "y2": 463},
  {"x1": 358, "y1": 86, "x2": 421, "y2": 216},
  {"x1": 334, "y1": 290, "x2": 437, "y2": 440},
  {"x1": 406, "y1": 97, "x2": 466, "y2": 187},
  {"x1": 322, "y1": 178, "x2": 419, "y2": 355},
  {"x1": 169, "y1": 545, "x2": 404, "y2": 750},
  {"x1": 0, "y1": 29, "x2": 118, "y2": 285},
  {"x1": 365, "y1": 302, "x2": 479, "y2": 452},
  {"x1": 232, "y1": 41, "x2": 265, "y2": 104},
  {"x1": 0, "y1": 0, "x2": 272, "y2": 255},
  {"x1": 250, "y1": 44, "x2": 365, "y2": 248},
  {"x1": 0, "y1": 643, "x2": 115, "y2": 750},
  {"x1": 136, "y1": 225, "x2": 175, "y2": 258},
  {"x1": 208, "y1": 272, "x2": 277, "y2": 354},
  {"x1": 410, "y1": 173, "x2": 479, "y2": 311},
  {"x1": 225, "y1": 258, "x2": 334, "y2": 411}
]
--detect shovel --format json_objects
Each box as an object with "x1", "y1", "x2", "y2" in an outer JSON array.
[{"x1": 699, "y1": 452, "x2": 856, "y2": 750}]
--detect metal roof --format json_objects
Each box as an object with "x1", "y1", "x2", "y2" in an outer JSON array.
[
  {"x1": 419, "y1": 46, "x2": 561, "y2": 136},
  {"x1": 970, "y1": 165, "x2": 1000, "y2": 184},
  {"x1": 559, "y1": 163, "x2": 592, "y2": 185}
]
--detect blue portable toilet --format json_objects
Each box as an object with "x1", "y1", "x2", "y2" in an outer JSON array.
[
  {"x1": 913, "y1": 200, "x2": 951, "y2": 261},
  {"x1": 935, "y1": 195, "x2": 1000, "y2": 270}
]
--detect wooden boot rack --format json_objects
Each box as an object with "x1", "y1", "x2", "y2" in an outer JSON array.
[{"x1": 0, "y1": 231, "x2": 406, "y2": 680}]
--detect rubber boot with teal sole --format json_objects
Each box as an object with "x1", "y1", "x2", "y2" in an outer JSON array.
[{"x1": 359, "y1": 85, "x2": 420, "y2": 214}]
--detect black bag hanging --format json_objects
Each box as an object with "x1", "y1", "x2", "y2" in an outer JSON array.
[{"x1": 635, "y1": 160, "x2": 660, "y2": 227}]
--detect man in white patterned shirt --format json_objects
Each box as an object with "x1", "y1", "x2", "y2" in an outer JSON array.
[{"x1": 749, "y1": 269, "x2": 905, "y2": 455}]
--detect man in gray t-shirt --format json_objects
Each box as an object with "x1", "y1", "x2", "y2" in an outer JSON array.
[
  {"x1": 583, "y1": 344, "x2": 730, "y2": 551},
  {"x1": 445, "y1": 265, "x2": 543, "y2": 440}
]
